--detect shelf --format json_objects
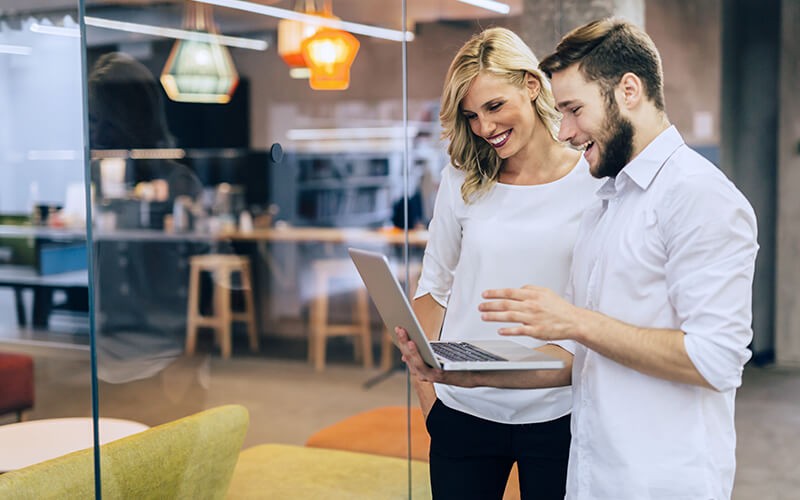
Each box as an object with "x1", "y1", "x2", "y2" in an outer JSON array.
[
  {"x1": 297, "y1": 176, "x2": 392, "y2": 190},
  {"x1": 300, "y1": 209, "x2": 394, "y2": 228},
  {"x1": 0, "y1": 225, "x2": 86, "y2": 239}
]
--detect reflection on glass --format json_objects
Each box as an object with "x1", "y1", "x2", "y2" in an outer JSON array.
[{"x1": 88, "y1": 52, "x2": 205, "y2": 386}]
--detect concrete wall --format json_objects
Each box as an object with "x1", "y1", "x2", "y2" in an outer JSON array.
[
  {"x1": 721, "y1": 0, "x2": 781, "y2": 361},
  {"x1": 647, "y1": 0, "x2": 721, "y2": 146},
  {"x1": 517, "y1": 0, "x2": 643, "y2": 58},
  {"x1": 233, "y1": 2, "x2": 719, "y2": 151},
  {"x1": 776, "y1": 0, "x2": 800, "y2": 366}
]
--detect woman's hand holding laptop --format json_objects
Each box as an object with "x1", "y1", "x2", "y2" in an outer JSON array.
[
  {"x1": 394, "y1": 327, "x2": 479, "y2": 387},
  {"x1": 395, "y1": 326, "x2": 574, "y2": 390}
]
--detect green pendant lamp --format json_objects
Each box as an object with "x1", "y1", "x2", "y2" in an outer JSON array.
[{"x1": 160, "y1": 0, "x2": 239, "y2": 104}]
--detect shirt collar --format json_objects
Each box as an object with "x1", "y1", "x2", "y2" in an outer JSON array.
[
  {"x1": 594, "y1": 125, "x2": 685, "y2": 200},
  {"x1": 596, "y1": 177, "x2": 618, "y2": 200},
  {"x1": 620, "y1": 125, "x2": 685, "y2": 190}
]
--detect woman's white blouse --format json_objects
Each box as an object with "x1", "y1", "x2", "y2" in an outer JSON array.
[{"x1": 415, "y1": 157, "x2": 601, "y2": 424}]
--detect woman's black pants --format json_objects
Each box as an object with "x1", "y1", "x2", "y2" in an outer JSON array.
[{"x1": 425, "y1": 399, "x2": 571, "y2": 500}]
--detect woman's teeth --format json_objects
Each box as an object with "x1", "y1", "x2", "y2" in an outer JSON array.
[{"x1": 488, "y1": 131, "x2": 510, "y2": 146}]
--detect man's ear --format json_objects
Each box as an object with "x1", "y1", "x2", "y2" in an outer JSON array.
[
  {"x1": 526, "y1": 73, "x2": 541, "y2": 100},
  {"x1": 619, "y1": 72, "x2": 643, "y2": 109}
]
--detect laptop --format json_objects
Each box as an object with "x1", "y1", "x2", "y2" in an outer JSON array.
[{"x1": 348, "y1": 248, "x2": 565, "y2": 371}]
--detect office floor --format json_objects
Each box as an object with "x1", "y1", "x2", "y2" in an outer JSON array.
[
  {"x1": 2, "y1": 330, "x2": 799, "y2": 499},
  {"x1": 729, "y1": 364, "x2": 800, "y2": 500}
]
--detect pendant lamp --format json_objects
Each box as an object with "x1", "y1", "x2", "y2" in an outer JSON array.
[
  {"x1": 301, "y1": 27, "x2": 360, "y2": 90},
  {"x1": 160, "y1": 0, "x2": 239, "y2": 104},
  {"x1": 277, "y1": 0, "x2": 324, "y2": 69}
]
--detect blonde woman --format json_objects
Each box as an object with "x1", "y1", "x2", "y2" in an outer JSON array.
[{"x1": 409, "y1": 28, "x2": 600, "y2": 499}]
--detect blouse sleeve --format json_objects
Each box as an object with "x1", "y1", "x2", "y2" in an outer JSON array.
[{"x1": 413, "y1": 166, "x2": 463, "y2": 308}]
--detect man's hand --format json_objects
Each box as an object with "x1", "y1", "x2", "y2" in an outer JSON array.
[
  {"x1": 480, "y1": 286, "x2": 716, "y2": 389},
  {"x1": 479, "y1": 285, "x2": 590, "y2": 342}
]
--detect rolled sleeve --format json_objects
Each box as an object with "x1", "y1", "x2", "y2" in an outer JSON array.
[{"x1": 663, "y1": 176, "x2": 758, "y2": 391}]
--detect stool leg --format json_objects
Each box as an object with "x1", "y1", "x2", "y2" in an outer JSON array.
[
  {"x1": 351, "y1": 293, "x2": 363, "y2": 363},
  {"x1": 240, "y1": 263, "x2": 259, "y2": 353},
  {"x1": 185, "y1": 264, "x2": 201, "y2": 356},
  {"x1": 309, "y1": 271, "x2": 329, "y2": 372},
  {"x1": 355, "y1": 287, "x2": 373, "y2": 369},
  {"x1": 381, "y1": 327, "x2": 395, "y2": 372},
  {"x1": 215, "y1": 269, "x2": 233, "y2": 359}
]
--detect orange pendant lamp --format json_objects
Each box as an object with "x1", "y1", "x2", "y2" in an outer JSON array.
[
  {"x1": 277, "y1": 0, "x2": 329, "y2": 69},
  {"x1": 160, "y1": 1, "x2": 238, "y2": 103},
  {"x1": 301, "y1": 27, "x2": 359, "y2": 90}
]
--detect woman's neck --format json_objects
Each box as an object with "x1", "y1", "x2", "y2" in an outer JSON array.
[{"x1": 500, "y1": 137, "x2": 580, "y2": 186}]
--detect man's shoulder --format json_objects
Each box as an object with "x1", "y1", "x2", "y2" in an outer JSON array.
[
  {"x1": 659, "y1": 146, "x2": 739, "y2": 196},
  {"x1": 655, "y1": 146, "x2": 755, "y2": 225},
  {"x1": 669, "y1": 145, "x2": 721, "y2": 178}
]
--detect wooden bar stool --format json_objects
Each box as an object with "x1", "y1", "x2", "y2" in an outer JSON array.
[
  {"x1": 308, "y1": 259, "x2": 373, "y2": 372},
  {"x1": 185, "y1": 254, "x2": 258, "y2": 359}
]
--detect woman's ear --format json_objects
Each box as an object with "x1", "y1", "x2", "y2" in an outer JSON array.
[{"x1": 526, "y1": 73, "x2": 541, "y2": 101}]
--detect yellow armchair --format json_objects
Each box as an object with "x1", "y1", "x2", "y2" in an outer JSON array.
[{"x1": 0, "y1": 404, "x2": 249, "y2": 500}]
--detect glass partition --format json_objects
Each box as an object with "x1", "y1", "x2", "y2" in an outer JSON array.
[
  {"x1": 84, "y1": 0, "x2": 421, "y2": 497},
  {"x1": 0, "y1": 1, "x2": 738, "y2": 499}
]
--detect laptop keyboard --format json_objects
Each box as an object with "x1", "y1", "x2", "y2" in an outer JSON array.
[{"x1": 431, "y1": 342, "x2": 507, "y2": 362}]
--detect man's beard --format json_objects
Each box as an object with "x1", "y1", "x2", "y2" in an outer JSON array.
[{"x1": 594, "y1": 99, "x2": 635, "y2": 179}]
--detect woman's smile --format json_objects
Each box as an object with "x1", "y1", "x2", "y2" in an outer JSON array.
[{"x1": 487, "y1": 130, "x2": 512, "y2": 148}]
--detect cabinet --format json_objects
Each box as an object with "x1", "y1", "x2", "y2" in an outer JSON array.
[{"x1": 279, "y1": 152, "x2": 403, "y2": 227}]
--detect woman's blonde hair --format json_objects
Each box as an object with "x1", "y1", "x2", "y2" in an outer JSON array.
[{"x1": 440, "y1": 27, "x2": 560, "y2": 203}]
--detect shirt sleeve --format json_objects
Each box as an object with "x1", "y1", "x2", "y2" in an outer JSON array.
[
  {"x1": 414, "y1": 166, "x2": 462, "y2": 308},
  {"x1": 661, "y1": 173, "x2": 758, "y2": 392}
]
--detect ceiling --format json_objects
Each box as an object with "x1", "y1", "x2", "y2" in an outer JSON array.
[{"x1": 2, "y1": 0, "x2": 524, "y2": 36}]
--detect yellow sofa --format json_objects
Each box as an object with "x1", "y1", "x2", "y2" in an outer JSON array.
[
  {"x1": 0, "y1": 404, "x2": 248, "y2": 499},
  {"x1": 226, "y1": 443, "x2": 432, "y2": 499},
  {"x1": 0, "y1": 404, "x2": 432, "y2": 499}
]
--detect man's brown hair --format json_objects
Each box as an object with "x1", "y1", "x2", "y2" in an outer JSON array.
[{"x1": 539, "y1": 18, "x2": 665, "y2": 111}]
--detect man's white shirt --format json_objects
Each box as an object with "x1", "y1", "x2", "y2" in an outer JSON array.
[{"x1": 565, "y1": 126, "x2": 758, "y2": 499}]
